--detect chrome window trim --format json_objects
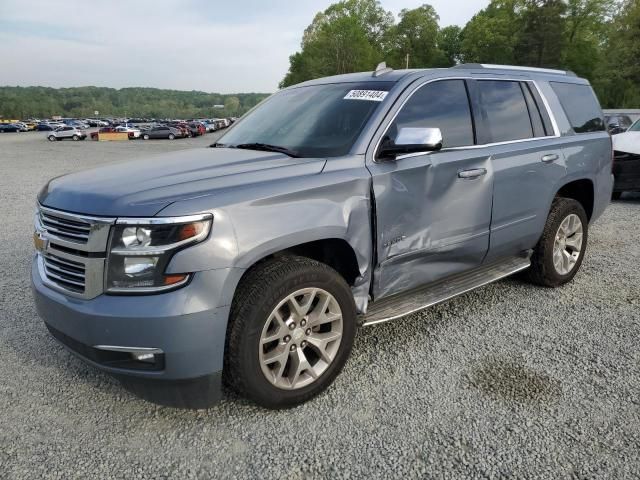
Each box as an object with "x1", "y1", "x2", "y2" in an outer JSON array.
[
  {"x1": 372, "y1": 76, "x2": 562, "y2": 163},
  {"x1": 530, "y1": 80, "x2": 561, "y2": 137}
]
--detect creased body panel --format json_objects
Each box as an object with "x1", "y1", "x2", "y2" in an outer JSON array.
[
  {"x1": 159, "y1": 155, "x2": 374, "y2": 312},
  {"x1": 368, "y1": 150, "x2": 493, "y2": 300}
]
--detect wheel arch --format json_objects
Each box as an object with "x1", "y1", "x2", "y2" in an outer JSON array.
[
  {"x1": 237, "y1": 235, "x2": 362, "y2": 289},
  {"x1": 555, "y1": 178, "x2": 595, "y2": 221}
]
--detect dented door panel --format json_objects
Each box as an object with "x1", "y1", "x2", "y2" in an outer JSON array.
[{"x1": 369, "y1": 150, "x2": 493, "y2": 299}]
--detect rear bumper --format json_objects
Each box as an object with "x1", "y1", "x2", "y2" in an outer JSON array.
[{"x1": 32, "y1": 259, "x2": 241, "y2": 405}]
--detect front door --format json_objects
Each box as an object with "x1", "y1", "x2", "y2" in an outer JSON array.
[{"x1": 367, "y1": 79, "x2": 494, "y2": 300}]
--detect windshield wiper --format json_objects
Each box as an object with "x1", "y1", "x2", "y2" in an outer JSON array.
[
  {"x1": 210, "y1": 142, "x2": 227, "y2": 148},
  {"x1": 234, "y1": 143, "x2": 300, "y2": 158}
]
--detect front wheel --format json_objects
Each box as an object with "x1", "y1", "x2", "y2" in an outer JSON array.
[
  {"x1": 72, "y1": 135, "x2": 79, "y2": 141},
  {"x1": 47, "y1": 135, "x2": 57, "y2": 142},
  {"x1": 526, "y1": 197, "x2": 588, "y2": 287},
  {"x1": 225, "y1": 256, "x2": 356, "y2": 409},
  {"x1": 168, "y1": 133, "x2": 175, "y2": 140},
  {"x1": 143, "y1": 134, "x2": 150, "y2": 140}
]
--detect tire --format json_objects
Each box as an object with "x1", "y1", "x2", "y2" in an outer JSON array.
[
  {"x1": 612, "y1": 191, "x2": 622, "y2": 200},
  {"x1": 225, "y1": 255, "x2": 357, "y2": 409},
  {"x1": 72, "y1": 135, "x2": 79, "y2": 141},
  {"x1": 47, "y1": 135, "x2": 56, "y2": 142},
  {"x1": 526, "y1": 197, "x2": 588, "y2": 287},
  {"x1": 168, "y1": 133, "x2": 175, "y2": 140},
  {"x1": 143, "y1": 134, "x2": 150, "y2": 140}
]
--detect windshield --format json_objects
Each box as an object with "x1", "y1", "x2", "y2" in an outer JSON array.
[
  {"x1": 218, "y1": 82, "x2": 394, "y2": 158},
  {"x1": 629, "y1": 119, "x2": 640, "y2": 132}
]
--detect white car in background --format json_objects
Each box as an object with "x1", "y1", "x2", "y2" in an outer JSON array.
[
  {"x1": 611, "y1": 119, "x2": 640, "y2": 199},
  {"x1": 115, "y1": 125, "x2": 141, "y2": 138},
  {"x1": 47, "y1": 126, "x2": 87, "y2": 141},
  {"x1": 613, "y1": 119, "x2": 640, "y2": 155}
]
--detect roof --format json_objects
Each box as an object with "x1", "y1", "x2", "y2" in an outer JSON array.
[{"x1": 290, "y1": 63, "x2": 585, "y2": 90}]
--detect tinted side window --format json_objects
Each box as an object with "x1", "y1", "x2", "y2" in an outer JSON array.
[
  {"x1": 521, "y1": 83, "x2": 546, "y2": 137},
  {"x1": 478, "y1": 80, "x2": 533, "y2": 142},
  {"x1": 550, "y1": 82, "x2": 605, "y2": 133},
  {"x1": 385, "y1": 80, "x2": 474, "y2": 149}
]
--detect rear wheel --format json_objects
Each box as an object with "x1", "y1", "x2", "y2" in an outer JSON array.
[
  {"x1": 225, "y1": 256, "x2": 356, "y2": 409},
  {"x1": 526, "y1": 197, "x2": 588, "y2": 287}
]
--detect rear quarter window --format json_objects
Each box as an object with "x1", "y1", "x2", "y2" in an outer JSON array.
[{"x1": 550, "y1": 82, "x2": 605, "y2": 134}]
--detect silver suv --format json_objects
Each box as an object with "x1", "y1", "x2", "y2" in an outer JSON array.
[
  {"x1": 32, "y1": 64, "x2": 613, "y2": 408},
  {"x1": 47, "y1": 125, "x2": 87, "y2": 141}
]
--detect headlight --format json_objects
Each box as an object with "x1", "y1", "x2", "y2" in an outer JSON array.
[{"x1": 106, "y1": 214, "x2": 212, "y2": 293}]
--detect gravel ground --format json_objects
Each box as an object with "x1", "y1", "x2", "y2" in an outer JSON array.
[{"x1": 1, "y1": 131, "x2": 639, "y2": 479}]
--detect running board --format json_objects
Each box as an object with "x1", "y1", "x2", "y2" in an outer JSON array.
[{"x1": 361, "y1": 254, "x2": 531, "y2": 326}]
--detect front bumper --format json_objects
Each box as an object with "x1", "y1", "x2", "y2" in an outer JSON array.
[
  {"x1": 32, "y1": 258, "x2": 242, "y2": 406},
  {"x1": 613, "y1": 151, "x2": 640, "y2": 192}
]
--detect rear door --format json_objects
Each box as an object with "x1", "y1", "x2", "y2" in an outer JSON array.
[{"x1": 471, "y1": 79, "x2": 568, "y2": 261}]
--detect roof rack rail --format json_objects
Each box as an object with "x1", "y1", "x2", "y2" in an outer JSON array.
[
  {"x1": 373, "y1": 62, "x2": 394, "y2": 77},
  {"x1": 452, "y1": 63, "x2": 576, "y2": 76}
]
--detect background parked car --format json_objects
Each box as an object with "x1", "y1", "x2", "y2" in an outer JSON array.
[
  {"x1": 605, "y1": 114, "x2": 634, "y2": 135},
  {"x1": 47, "y1": 126, "x2": 87, "y2": 142},
  {"x1": 141, "y1": 125, "x2": 182, "y2": 140},
  {"x1": 612, "y1": 119, "x2": 640, "y2": 199},
  {"x1": 0, "y1": 123, "x2": 20, "y2": 133},
  {"x1": 115, "y1": 125, "x2": 141, "y2": 138}
]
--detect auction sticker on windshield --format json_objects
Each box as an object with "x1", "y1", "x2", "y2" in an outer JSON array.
[{"x1": 344, "y1": 90, "x2": 389, "y2": 102}]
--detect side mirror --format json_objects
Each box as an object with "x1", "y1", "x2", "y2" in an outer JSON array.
[{"x1": 379, "y1": 127, "x2": 443, "y2": 159}]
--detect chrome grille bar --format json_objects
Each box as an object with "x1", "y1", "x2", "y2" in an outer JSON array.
[{"x1": 35, "y1": 205, "x2": 115, "y2": 299}]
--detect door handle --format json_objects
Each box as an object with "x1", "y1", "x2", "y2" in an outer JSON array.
[
  {"x1": 458, "y1": 168, "x2": 487, "y2": 179},
  {"x1": 541, "y1": 153, "x2": 560, "y2": 163}
]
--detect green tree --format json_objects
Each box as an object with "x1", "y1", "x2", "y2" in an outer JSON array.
[
  {"x1": 385, "y1": 5, "x2": 445, "y2": 69},
  {"x1": 224, "y1": 96, "x2": 241, "y2": 114},
  {"x1": 438, "y1": 25, "x2": 463, "y2": 65},
  {"x1": 513, "y1": 0, "x2": 567, "y2": 68},
  {"x1": 460, "y1": 0, "x2": 524, "y2": 64},
  {"x1": 280, "y1": 0, "x2": 392, "y2": 87},
  {"x1": 596, "y1": 0, "x2": 640, "y2": 107}
]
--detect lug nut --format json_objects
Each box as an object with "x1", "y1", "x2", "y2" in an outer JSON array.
[
  {"x1": 305, "y1": 328, "x2": 311, "y2": 335},
  {"x1": 283, "y1": 335, "x2": 291, "y2": 343},
  {"x1": 288, "y1": 323, "x2": 296, "y2": 330},
  {"x1": 300, "y1": 319, "x2": 307, "y2": 327},
  {"x1": 301, "y1": 341, "x2": 307, "y2": 348},
  {"x1": 290, "y1": 344, "x2": 297, "y2": 351}
]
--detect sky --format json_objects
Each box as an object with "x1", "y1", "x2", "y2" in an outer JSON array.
[{"x1": 0, "y1": 0, "x2": 489, "y2": 93}]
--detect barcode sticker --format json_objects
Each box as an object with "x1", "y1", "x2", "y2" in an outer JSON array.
[{"x1": 344, "y1": 90, "x2": 388, "y2": 102}]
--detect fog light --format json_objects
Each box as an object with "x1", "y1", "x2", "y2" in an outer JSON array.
[{"x1": 131, "y1": 352, "x2": 156, "y2": 363}]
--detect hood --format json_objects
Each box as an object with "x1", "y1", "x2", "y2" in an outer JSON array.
[
  {"x1": 39, "y1": 147, "x2": 326, "y2": 216},
  {"x1": 613, "y1": 131, "x2": 640, "y2": 156}
]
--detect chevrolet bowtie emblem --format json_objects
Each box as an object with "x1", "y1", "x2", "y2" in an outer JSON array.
[{"x1": 33, "y1": 232, "x2": 48, "y2": 252}]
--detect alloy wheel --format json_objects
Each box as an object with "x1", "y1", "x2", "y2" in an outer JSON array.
[
  {"x1": 552, "y1": 213, "x2": 584, "y2": 275},
  {"x1": 259, "y1": 288, "x2": 343, "y2": 390}
]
